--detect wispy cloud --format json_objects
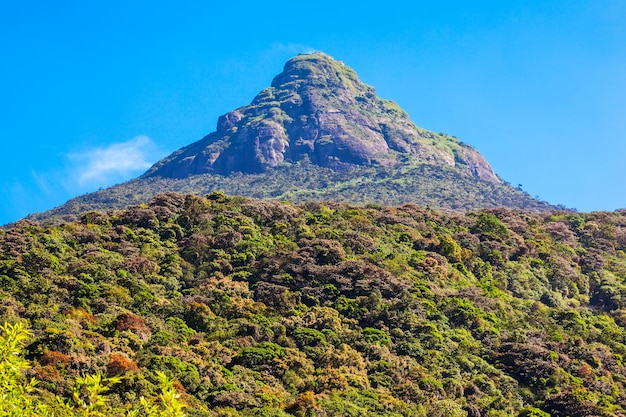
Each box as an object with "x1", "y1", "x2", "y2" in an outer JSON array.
[
  {"x1": 1, "y1": 136, "x2": 163, "y2": 224},
  {"x1": 266, "y1": 42, "x2": 318, "y2": 56},
  {"x1": 2, "y1": 177, "x2": 56, "y2": 225},
  {"x1": 67, "y1": 136, "x2": 159, "y2": 188}
]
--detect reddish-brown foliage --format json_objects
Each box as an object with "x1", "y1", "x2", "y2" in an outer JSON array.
[
  {"x1": 39, "y1": 350, "x2": 72, "y2": 367},
  {"x1": 116, "y1": 313, "x2": 147, "y2": 332},
  {"x1": 107, "y1": 353, "x2": 139, "y2": 375}
]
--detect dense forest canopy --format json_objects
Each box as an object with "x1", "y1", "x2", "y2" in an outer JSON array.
[{"x1": 2, "y1": 192, "x2": 626, "y2": 416}]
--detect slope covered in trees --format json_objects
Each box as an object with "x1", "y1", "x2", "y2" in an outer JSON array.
[
  {"x1": 2, "y1": 192, "x2": 626, "y2": 416},
  {"x1": 28, "y1": 162, "x2": 558, "y2": 225}
]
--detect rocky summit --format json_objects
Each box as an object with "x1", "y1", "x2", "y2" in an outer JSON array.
[{"x1": 145, "y1": 52, "x2": 499, "y2": 183}]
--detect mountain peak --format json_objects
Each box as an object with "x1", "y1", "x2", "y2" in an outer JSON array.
[
  {"x1": 270, "y1": 52, "x2": 363, "y2": 91},
  {"x1": 145, "y1": 52, "x2": 499, "y2": 183}
]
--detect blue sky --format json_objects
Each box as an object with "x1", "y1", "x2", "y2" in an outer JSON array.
[{"x1": 1, "y1": 1, "x2": 625, "y2": 225}]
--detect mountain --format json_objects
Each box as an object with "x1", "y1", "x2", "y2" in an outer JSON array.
[
  {"x1": 28, "y1": 52, "x2": 559, "y2": 224},
  {"x1": 145, "y1": 52, "x2": 498, "y2": 182},
  {"x1": 1, "y1": 193, "x2": 625, "y2": 415}
]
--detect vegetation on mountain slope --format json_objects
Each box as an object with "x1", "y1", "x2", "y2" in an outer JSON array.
[
  {"x1": 2, "y1": 192, "x2": 623, "y2": 415},
  {"x1": 27, "y1": 161, "x2": 558, "y2": 225},
  {"x1": 0, "y1": 321, "x2": 186, "y2": 416}
]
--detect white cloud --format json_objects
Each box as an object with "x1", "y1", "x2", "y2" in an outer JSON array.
[
  {"x1": 68, "y1": 136, "x2": 158, "y2": 188},
  {"x1": 0, "y1": 136, "x2": 163, "y2": 224},
  {"x1": 267, "y1": 42, "x2": 318, "y2": 56},
  {"x1": 30, "y1": 169, "x2": 53, "y2": 196}
]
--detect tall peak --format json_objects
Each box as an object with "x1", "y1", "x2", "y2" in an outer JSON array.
[
  {"x1": 144, "y1": 52, "x2": 499, "y2": 184},
  {"x1": 271, "y1": 52, "x2": 363, "y2": 91}
]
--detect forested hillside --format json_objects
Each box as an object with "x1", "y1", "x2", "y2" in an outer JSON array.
[
  {"x1": 2, "y1": 192, "x2": 626, "y2": 416},
  {"x1": 29, "y1": 162, "x2": 558, "y2": 225}
]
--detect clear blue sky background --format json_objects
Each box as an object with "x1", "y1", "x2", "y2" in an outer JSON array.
[{"x1": 1, "y1": 1, "x2": 625, "y2": 225}]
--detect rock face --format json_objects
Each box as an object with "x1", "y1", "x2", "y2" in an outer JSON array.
[{"x1": 145, "y1": 52, "x2": 499, "y2": 183}]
